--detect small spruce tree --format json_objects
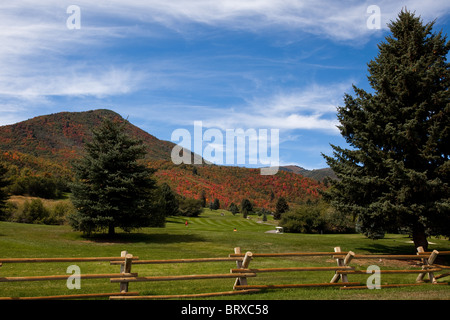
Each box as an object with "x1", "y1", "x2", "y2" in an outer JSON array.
[
  {"x1": 158, "y1": 183, "x2": 179, "y2": 217},
  {"x1": 274, "y1": 197, "x2": 289, "y2": 220},
  {"x1": 241, "y1": 198, "x2": 253, "y2": 218},
  {"x1": 70, "y1": 118, "x2": 164, "y2": 236}
]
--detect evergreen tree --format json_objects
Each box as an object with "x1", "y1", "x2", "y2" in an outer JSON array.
[
  {"x1": 241, "y1": 198, "x2": 253, "y2": 218},
  {"x1": 213, "y1": 198, "x2": 220, "y2": 210},
  {"x1": 0, "y1": 163, "x2": 10, "y2": 220},
  {"x1": 270, "y1": 191, "x2": 275, "y2": 202},
  {"x1": 209, "y1": 198, "x2": 220, "y2": 210},
  {"x1": 322, "y1": 10, "x2": 449, "y2": 250},
  {"x1": 200, "y1": 190, "x2": 207, "y2": 208},
  {"x1": 274, "y1": 197, "x2": 289, "y2": 220},
  {"x1": 158, "y1": 183, "x2": 179, "y2": 216},
  {"x1": 69, "y1": 119, "x2": 164, "y2": 236},
  {"x1": 228, "y1": 202, "x2": 239, "y2": 215}
]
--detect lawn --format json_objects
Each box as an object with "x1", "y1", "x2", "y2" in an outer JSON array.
[{"x1": 0, "y1": 208, "x2": 449, "y2": 300}]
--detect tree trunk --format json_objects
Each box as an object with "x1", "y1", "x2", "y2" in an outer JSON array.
[
  {"x1": 108, "y1": 224, "x2": 115, "y2": 237},
  {"x1": 412, "y1": 222, "x2": 428, "y2": 252}
]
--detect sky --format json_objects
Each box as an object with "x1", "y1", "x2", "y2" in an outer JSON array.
[{"x1": 0, "y1": 1, "x2": 449, "y2": 170}]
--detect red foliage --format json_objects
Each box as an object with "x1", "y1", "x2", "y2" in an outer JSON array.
[{"x1": 150, "y1": 161, "x2": 325, "y2": 210}]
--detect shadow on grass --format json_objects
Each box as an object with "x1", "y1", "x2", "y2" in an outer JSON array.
[
  {"x1": 354, "y1": 242, "x2": 419, "y2": 254},
  {"x1": 75, "y1": 232, "x2": 206, "y2": 244},
  {"x1": 355, "y1": 241, "x2": 450, "y2": 265}
]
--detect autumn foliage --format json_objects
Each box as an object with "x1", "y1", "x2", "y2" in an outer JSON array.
[
  {"x1": 149, "y1": 160, "x2": 323, "y2": 211},
  {"x1": 0, "y1": 110, "x2": 326, "y2": 208}
]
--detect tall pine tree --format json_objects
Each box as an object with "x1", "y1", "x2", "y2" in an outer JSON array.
[
  {"x1": 69, "y1": 118, "x2": 164, "y2": 236},
  {"x1": 323, "y1": 10, "x2": 449, "y2": 250}
]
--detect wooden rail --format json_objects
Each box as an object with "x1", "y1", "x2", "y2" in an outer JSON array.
[
  {"x1": 230, "y1": 266, "x2": 354, "y2": 273},
  {"x1": 0, "y1": 257, "x2": 138, "y2": 263},
  {"x1": 336, "y1": 269, "x2": 442, "y2": 274},
  {"x1": 235, "y1": 282, "x2": 361, "y2": 290},
  {"x1": 0, "y1": 273, "x2": 137, "y2": 282},
  {"x1": 111, "y1": 273, "x2": 257, "y2": 283},
  {"x1": 111, "y1": 257, "x2": 243, "y2": 265},
  {"x1": 0, "y1": 292, "x2": 140, "y2": 300},
  {"x1": 229, "y1": 252, "x2": 348, "y2": 258},
  {"x1": 110, "y1": 289, "x2": 261, "y2": 300},
  {"x1": 350, "y1": 254, "x2": 428, "y2": 260}
]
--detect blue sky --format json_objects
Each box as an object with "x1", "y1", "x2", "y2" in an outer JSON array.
[{"x1": 1, "y1": 1, "x2": 449, "y2": 169}]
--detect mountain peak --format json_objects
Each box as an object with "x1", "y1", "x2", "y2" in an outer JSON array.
[{"x1": 0, "y1": 109, "x2": 175, "y2": 165}]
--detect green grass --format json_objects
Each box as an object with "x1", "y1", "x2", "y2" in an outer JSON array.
[{"x1": 0, "y1": 209, "x2": 449, "y2": 300}]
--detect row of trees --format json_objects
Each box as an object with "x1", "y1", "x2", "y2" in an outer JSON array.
[
  {"x1": 0, "y1": 164, "x2": 68, "y2": 200},
  {"x1": 2, "y1": 199, "x2": 73, "y2": 225},
  {"x1": 8, "y1": 175, "x2": 67, "y2": 199}
]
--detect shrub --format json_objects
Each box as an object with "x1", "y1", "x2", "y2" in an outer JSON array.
[
  {"x1": 1, "y1": 202, "x2": 16, "y2": 221},
  {"x1": 228, "y1": 202, "x2": 239, "y2": 215},
  {"x1": 20, "y1": 199, "x2": 50, "y2": 224},
  {"x1": 279, "y1": 202, "x2": 355, "y2": 234},
  {"x1": 179, "y1": 198, "x2": 203, "y2": 217},
  {"x1": 49, "y1": 202, "x2": 75, "y2": 225}
]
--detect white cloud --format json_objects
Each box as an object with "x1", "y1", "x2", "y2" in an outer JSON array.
[
  {"x1": 0, "y1": 66, "x2": 145, "y2": 98},
  {"x1": 194, "y1": 81, "x2": 352, "y2": 134},
  {"x1": 73, "y1": 0, "x2": 450, "y2": 41},
  {"x1": 3, "y1": 1, "x2": 448, "y2": 56},
  {"x1": 1, "y1": 0, "x2": 448, "y2": 128}
]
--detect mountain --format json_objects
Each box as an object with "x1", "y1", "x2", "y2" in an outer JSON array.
[
  {"x1": 0, "y1": 109, "x2": 327, "y2": 209},
  {"x1": 278, "y1": 165, "x2": 337, "y2": 181},
  {"x1": 0, "y1": 109, "x2": 174, "y2": 162}
]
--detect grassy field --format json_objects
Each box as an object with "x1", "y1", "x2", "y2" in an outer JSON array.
[{"x1": 0, "y1": 208, "x2": 449, "y2": 300}]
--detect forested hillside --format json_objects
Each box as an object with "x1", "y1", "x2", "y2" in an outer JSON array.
[{"x1": 0, "y1": 109, "x2": 331, "y2": 209}]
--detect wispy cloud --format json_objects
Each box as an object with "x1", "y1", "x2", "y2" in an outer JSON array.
[
  {"x1": 1, "y1": 1, "x2": 448, "y2": 126},
  {"x1": 1, "y1": 0, "x2": 447, "y2": 104},
  {"x1": 73, "y1": 0, "x2": 450, "y2": 41},
  {"x1": 0, "y1": 66, "x2": 145, "y2": 98},
  {"x1": 195, "y1": 81, "x2": 352, "y2": 134}
]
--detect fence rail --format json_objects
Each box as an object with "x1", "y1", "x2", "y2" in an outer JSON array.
[
  {"x1": 0, "y1": 246, "x2": 448, "y2": 300},
  {"x1": 0, "y1": 256, "x2": 139, "y2": 263}
]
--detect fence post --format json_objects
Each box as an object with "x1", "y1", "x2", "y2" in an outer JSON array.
[
  {"x1": 416, "y1": 249, "x2": 439, "y2": 284},
  {"x1": 119, "y1": 251, "x2": 133, "y2": 293},
  {"x1": 416, "y1": 246, "x2": 426, "y2": 282},
  {"x1": 341, "y1": 251, "x2": 355, "y2": 284},
  {"x1": 233, "y1": 247, "x2": 242, "y2": 289},
  {"x1": 233, "y1": 249, "x2": 253, "y2": 289},
  {"x1": 428, "y1": 250, "x2": 439, "y2": 284},
  {"x1": 330, "y1": 247, "x2": 346, "y2": 283}
]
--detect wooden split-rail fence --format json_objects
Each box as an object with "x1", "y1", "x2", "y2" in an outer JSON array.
[{"x1": 0, "y1": 247, "x2": 448, "y2": 300}]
